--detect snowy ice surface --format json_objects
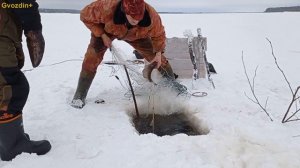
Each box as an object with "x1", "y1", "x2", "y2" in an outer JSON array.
[{"x1": 1, "y1": 12, "x2": 300, "y2": 168}]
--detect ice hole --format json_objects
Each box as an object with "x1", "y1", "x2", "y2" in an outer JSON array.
[{"x1": 130, "y1": 110, "x2": 209, "y2": 137}]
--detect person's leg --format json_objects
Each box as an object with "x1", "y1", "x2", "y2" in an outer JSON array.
[
  {"x1": 0, "y1": 67, "x2": 51, "y2": 161},
  {"x1": 71, "y1": 34, "x2": 111, "y2": 108},
  {"x1": 0, "y1": 36, "x2": 26, "y2": 123}
]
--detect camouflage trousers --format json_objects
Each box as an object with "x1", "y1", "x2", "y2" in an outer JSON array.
[
  {"x1": 81, "y1": 34, "x2": 171, "y2": 75},
  {"x1": 0, "y1": 67, "x2": 29, "y2": 124}
]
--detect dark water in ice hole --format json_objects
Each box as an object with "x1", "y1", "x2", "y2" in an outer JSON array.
[{"x1": 132, "y1": 113, "x2": 202, "y2": 136}]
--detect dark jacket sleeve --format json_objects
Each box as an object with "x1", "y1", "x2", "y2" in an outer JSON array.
[{"x1": 6, "y1": 0, "x2": 42, "y2": 33}]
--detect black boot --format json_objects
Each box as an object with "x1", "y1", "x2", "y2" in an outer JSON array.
[
  {"x1": 0, "y1": 116, "x2": 51, "y2": 161},
  {"x1": 71, "y1": 70, "x2": 95, "y2": 109}
]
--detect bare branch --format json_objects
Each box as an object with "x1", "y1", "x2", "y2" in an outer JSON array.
[
  {"x1": 242, "y1": 52, "x2": 273, "y2": 121},
  {"x1": 244, "y1": 92, "x2": 258, "y2": 104},
  {"x1": 265, "y1": 38, "x2": 300, "y2": 123},
  {"x1": 266, "y1": 38, "x2": 294, "y2": 95},
  {"x1": 286, "y1": 109, "x2": 300, "y2": 122},
  {"x1": 284, "y1": 118, "x2": 300, "y2": 123},
  {"x1": 285, "y1": 87, "x2": 300, "y2": 122},
  {"x1": 252, "y1": 66, "x2": 259, "y2": 91},
  {"x1": 265, "y1": 97, "x2": 269, "y2": 110},
  {"x1": 283, "y1": 86, "x2": 300, "y2": 123},
  {"x1": 295, "y1": 86, "x2": 300, "y2": 100}
]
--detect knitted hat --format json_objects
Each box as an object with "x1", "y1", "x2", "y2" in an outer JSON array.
[{"x1": 122, "y1": 0, "x2": 145, "y2": 21}]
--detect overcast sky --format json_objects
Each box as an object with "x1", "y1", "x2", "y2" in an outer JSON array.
[{"x1": 37, "y1": 0, "x2": 300, "y2": 12}]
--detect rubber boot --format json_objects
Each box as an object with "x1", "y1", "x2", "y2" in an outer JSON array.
[
  {"x1": 159, "y1": 63, "x2": 188, "y2": 96},
  {"x1": 0, "y1": 116, "x2": 51, "y2": 161},
  {"x1": 71, "y1": 70, "x2": 95, "y2": 109}
]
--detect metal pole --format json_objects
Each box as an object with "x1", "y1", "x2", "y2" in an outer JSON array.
[
  {"x1": 197, "y1": 28, "x2": 215, "y2": 89},
  {"x1": 123, "y1": 65, "x2": 140, "y2": 118}
]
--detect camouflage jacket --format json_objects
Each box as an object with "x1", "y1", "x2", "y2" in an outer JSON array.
[
  {"x1": 0, "y1": 0, "x2": 21, "y2": 43},
  {"x1": 80, "y1": 0, "x2": 166, "y2": 53},
  {"x1": 0, "y1": 0, "x2": 41, "y2": 67}
]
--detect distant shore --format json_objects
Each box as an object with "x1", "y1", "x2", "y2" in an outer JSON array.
[
  {"x1": 39, "y1": 6, "x2": 300, "y2": 14},
  {"x1": 265, "y1": 6, "x2": 300, "y2": 12}
]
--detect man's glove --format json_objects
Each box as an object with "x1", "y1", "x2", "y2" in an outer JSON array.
[
  {"x1": 25, "y1": 30, "x2": 45, "y2": 68},
  {"x1": 15, "y1": 43, "x2": 25, "y2": 69}
]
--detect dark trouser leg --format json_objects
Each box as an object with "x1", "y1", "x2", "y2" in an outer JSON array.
[
  {"x1": 0, "y1": 67, "x2": 29, "y2": 122},
  {"x1": 0, "y1": 68, "x2": 51, "y2": 161}
]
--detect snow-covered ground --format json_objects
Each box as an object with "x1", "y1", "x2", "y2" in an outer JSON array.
[{"x1": 1, "y1": 12, "x2": 300, "y2": 168}]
